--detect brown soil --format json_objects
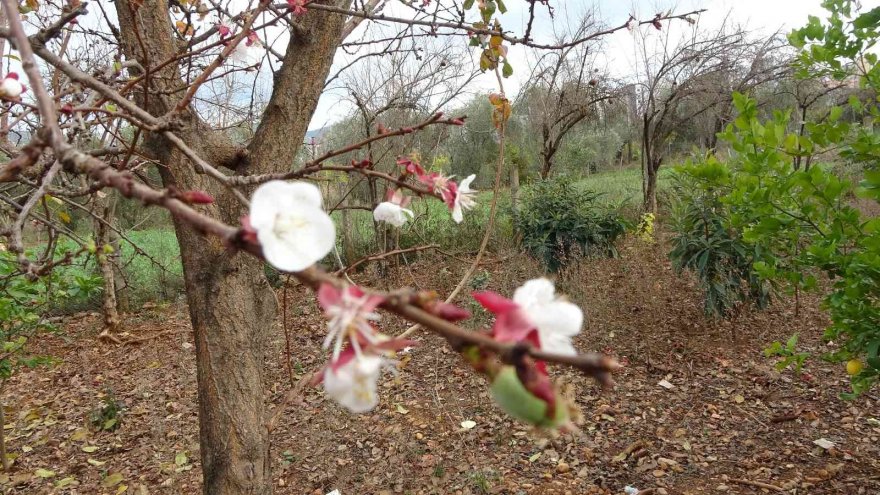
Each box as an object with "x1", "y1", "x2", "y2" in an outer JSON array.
[{"x1": 4, "y1": 235, "x2": 879, "y2": 494}]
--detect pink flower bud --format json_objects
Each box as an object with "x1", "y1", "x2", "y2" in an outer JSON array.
[
  {"x1": 431, "y1": 302, "x2": 471, "y2": 322},
  {"x1": 179, "y1": 190, "x2": 215, "y2": 204}
]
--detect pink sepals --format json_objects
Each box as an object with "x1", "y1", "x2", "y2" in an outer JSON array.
[
  {"x1": 397, "y1": 157, "x2": 425, "y2": 176},
  {"x1": 318, "y1": 283, "x2": 384, "y2": 314},
  {"x1": 472, "y1": 291, "x2": 536, "y2": 345},
  {"x1": 442, "y1": 180, "x2": 458, "y2": 208},
  {"x1": 521, "y1": 359, "x2": 556, "y2": 409},
  {"x1": 287, "y1": 0, "x2": 308, "y2": 16},
  {"x1": 524, "y1": 330, "x2": 548, "y2": 375},
  {"x1": 20, "y1": 85, "x2": 27, "y2": 94},
  {"x1": 217, "y1": 23, "x2": 231, "y2": 38},
  {"x1": 386, "y1": 189, "x2": 412, "y2": 208},
  {"x1": 329, "y1": 346, "x2": 357, "y2": 373},
  {"x1": 472, "y1": 290, "x2": 518, "y2": 314},
  {"x1": 317, "y1": 282, "x2": 342, "y2": 310},
  {"x1": 6, "y1": 72, "x2": 18, "y2": 81},
  {"x1": 239, "y1": 216, "x2": 258, "y2": 244},
  {"x1": 245, "y1": 30, "x2": 259, "y2": 46}
]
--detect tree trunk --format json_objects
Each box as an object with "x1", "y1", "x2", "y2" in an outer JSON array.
[
  {"x1": 540, "y1": 145, "x2": 556, "y2": 180},
  {"x1": 644, "y1": 162, "x2": 658, "y2": 214},
  {"x1": 95, "y1": 196, "x2": 121, "y2": 338},
  {"x1": 113, "y1": 2, "x2": 349, "y2": 493}
]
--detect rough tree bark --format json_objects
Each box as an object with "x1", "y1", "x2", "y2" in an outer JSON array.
[
  {"x1": 94, "y1": 194, "x2": 120, "y2": 339},
  {"x1": 113, "y1": 1, "x2": 349, "y2": 493}
]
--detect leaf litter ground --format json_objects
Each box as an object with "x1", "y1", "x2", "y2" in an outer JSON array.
[{"x1": 4, "y1": 235, "x2": 879, "y2": 494}]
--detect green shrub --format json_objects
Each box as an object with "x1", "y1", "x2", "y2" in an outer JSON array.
[
  {"x1": 668, "y1": 160, "x2": 770, "y2": 317},
  {"x1": 513, "y1": 176, "x2": 628, "y2": 272}
]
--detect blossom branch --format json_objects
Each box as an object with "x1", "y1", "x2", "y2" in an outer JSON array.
[{"x1": 229, "y1": 112, "x2": 464, "y2": 186}]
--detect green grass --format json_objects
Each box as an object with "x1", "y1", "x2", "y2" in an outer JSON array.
[
  {"x1": 576, "y1": 166, "x2": 674, "y2": 207},
  {"x1": 44, "y1": 229, "x2": 183, "y2": 311}
]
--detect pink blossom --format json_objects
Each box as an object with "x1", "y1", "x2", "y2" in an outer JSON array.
[
  {"x1": 397, "y1": 156, "x2": 425, "y2": 176},
  {"x1": 245, "y1": 30, "x2": 260, "y2": 47},
  {"x1": 286, "y1": 0, "x2": 308, "y2": 16},
  {"x1": 216, "y1": 22, "x2": 231, "y2": 38},
  {"x1": 318, "y1": 283, "x2": 385, "y2": 360},
  {"x1": 473, "y1": 278, "x2": 582, "y2": 356}
]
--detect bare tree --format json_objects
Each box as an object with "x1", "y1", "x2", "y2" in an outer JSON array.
[
  {"x1": 632, "y1": 16, "x2": 786, "y2": 212},
  {"x1": 522, "y1": 13, "x2": 616, "y2": 179}
]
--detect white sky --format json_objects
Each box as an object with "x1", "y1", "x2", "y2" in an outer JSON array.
[{"x1": 309, "y1": 0, "x2": 836, "y2": 129}]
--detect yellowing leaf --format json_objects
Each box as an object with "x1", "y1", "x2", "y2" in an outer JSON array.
[
  {"x1": 87, "y1": 458, "x2": 106, "y2": 467},
  {"x1": 70, "y1": 428, "x2": 88, "y2": 442},
  {"x1": 35, "y1": 468, "x2": 56, "y2": 478},
  {"x1": 175, "y1": 20, "x2": 194, "y2": 37},
  {"x1": 55, "y1": 477, "x2": 77, "y2": 488},
  {"x1": 174, "y1": 451, "x2": 187, "y2": 466},
  {"x1": 395, "y1": 404, "x2": 409, "y2": 415},
  {"x1": 57, "y1": 211, "x2": 71, "y2": 224},
  {"x1": 26, "y1": 0, "x2": 39, "y2": 11},
  {"x1": 102, "y1": 472, "x2": 124, "y2": 488},
  {"x1": 82, "y1": 445, "x2": 98, "y2": 453}
]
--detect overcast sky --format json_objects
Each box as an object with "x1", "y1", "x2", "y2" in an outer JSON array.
[{"x1": 308, "y1": 0, "x2": 833, "y2": 129}]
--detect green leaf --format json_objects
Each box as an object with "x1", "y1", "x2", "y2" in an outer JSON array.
[
  {"x1": 502, "y1": 60, "x2": 513, "y2": 78},
  {"x1": 35, "y1": 468, "x2": 56, "y2": 478}
]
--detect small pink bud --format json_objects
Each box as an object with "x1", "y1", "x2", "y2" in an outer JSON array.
[
  {"x1": 180, "y1": 190, "x2": 215, "y2": 204},
  {"x1": 245, "y1": 30, "x2": 259, "y2": 46},
  {"x1": 432, "y1": 302, "x2": 471, "y2": 322},
  {"x1": 217, "y1": 23, "x2": 231, "y2": 38},
  {"x1": 60, "y1": 103, "x2": 74, "y2": 114}
]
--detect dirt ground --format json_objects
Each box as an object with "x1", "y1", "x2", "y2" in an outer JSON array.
[{"x1": 4, "y1": 235, "x2": 879, "y2": 494}]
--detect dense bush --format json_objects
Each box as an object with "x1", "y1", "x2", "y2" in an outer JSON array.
[
  {"x1": 668, "y1": 160, "x2": 770, "y2": 317},
  {"x1": 514, "y1": 177, "x2": 628, "y2": 271}
]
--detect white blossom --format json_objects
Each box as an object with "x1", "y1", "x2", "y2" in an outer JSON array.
[
  {"x1": 373, "y1": 201, "x2": 414, "y2": 227},
  {"x1": 229, "y1": 42, "x2": 264, "y2": 66},
  {"x1": 512, "y1": 278, "x2": 582, "y2": 355},
  {"x1": 249, "y1": 181, "x2": 335, "y2": 272},
  {"x1": 0, "y1": 74, "x2": 25, "y2": 99},
  {"x1": 451, "y1": 174, "x2": 477, "y2": 223},
  {"x1": 323, "y1": 354, "x2": 385, "y2": 413}
]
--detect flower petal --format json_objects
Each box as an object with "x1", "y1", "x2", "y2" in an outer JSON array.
[
  {"x1": 323, "y1": 355, "x2": 383, "y2": 413},
  {"x1": 257, "y1": 205, "x2": 335, "y2": 272},
  {"x1": 459, "y1": 174, "x2": 476, "y2": 192},
  {"x1": 317, "y1": 283, "x2": 342, "y2": 311},
  {"x1": 513, "y1": 278, "x2": 557, "y2": 307}
]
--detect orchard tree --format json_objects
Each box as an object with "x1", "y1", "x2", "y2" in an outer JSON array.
[
  {"x1": 632, "y1": 14, "x2": 782, "y2": 212},
  {"x1": 0, "y1": 1, "x2": 700, "y2": 492}
]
